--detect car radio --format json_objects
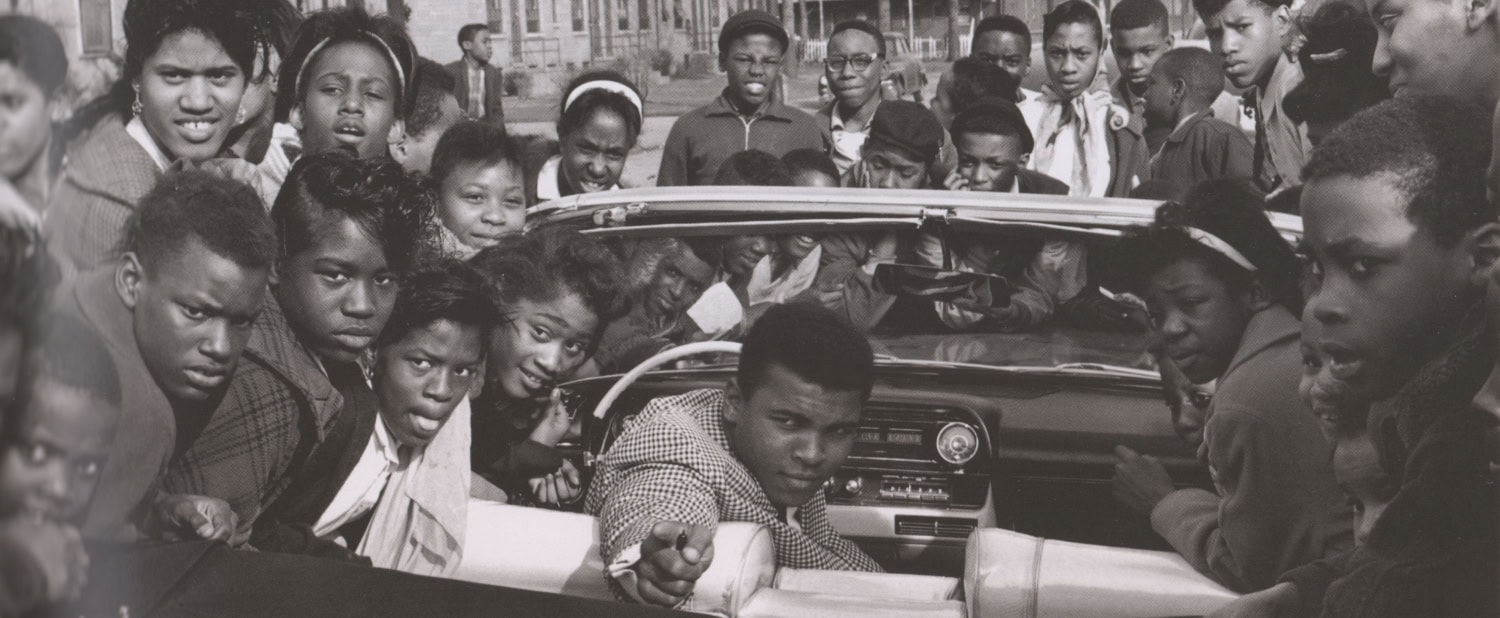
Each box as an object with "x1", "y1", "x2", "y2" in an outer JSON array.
[{"x1": 826, "y1": 405, "x2": 992, "y2": 510}]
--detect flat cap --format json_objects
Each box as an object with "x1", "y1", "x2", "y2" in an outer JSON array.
[
  {"x1": 718, "y1": 10, "x2": 789, "y2": 55},
  {"x1": 868, "y1": 100, "x2": 944, "y2": 164}
]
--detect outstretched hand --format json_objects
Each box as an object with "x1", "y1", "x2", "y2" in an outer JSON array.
[{"x1": 633, "y1": 521, "x2": 715, "y2": 607}]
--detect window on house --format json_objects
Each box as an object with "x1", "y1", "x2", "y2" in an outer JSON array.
[
  {"x1": 572, "y1": 0, "x2": 585, "y2": 31},
  {"x1": 526, "y1": 0, "x2": 541, "y2": 33},
  {"x1": 79, "y1": 0, "x2": 112, "y2": 57},
  {"x1": 618, "y1": 0, "x2": 630, "y2": 30},
  {"x1": 638, "y1": 0, "x2": 649, "y2": 30},
  {"x1": 487, "y1": 0, "x2": 505, "y2": 32}
]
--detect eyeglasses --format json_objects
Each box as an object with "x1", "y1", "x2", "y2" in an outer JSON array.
[{"x1": 824, "y1": 54, "x2": 880, "y2": 72}]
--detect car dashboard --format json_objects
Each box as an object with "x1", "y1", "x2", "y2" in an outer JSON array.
[{"x1": 559, "y1": 365, "x2": 1209, "y2": 578}]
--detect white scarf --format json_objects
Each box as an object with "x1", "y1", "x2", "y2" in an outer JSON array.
[
  {"x1": 356, "y1": 398, "x2": 472, "y2": 576},
  {"x1": 1026, "y1": 85, "x2": 1116, "y2": 198}
]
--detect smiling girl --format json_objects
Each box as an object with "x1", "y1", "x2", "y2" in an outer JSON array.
[
  {"x1": 469, "y1": 229, "x2": 627, "y2": 506},
  {"x1": 525, "y1": 70, "x2": 643, "y2": 204},
  {"x1": 47, "y1": 0, "x2": 258, "y2": 271},
  {"x1": 1111, "y1": 179, "x2": 1351, "y2": 592}
]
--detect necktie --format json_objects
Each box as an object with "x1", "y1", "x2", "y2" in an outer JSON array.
[
  {"x1": 1249, "y1": 92, "x2": 1272, "y2": 192},
  {"x1": 469, "y1": 66, "x2": 484, "y2": 120}
]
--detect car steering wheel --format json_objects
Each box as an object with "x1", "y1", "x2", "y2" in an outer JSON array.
[{"x1": 590, "y1": 341, "x2": 743, "y2": 420}]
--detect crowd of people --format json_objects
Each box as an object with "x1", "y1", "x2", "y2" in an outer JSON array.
[{"x1": 0, "y1": 0, "x2": 1496, "y2": 615}]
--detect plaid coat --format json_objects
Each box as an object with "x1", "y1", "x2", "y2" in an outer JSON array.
[
  {"x1": 585, "y1": 389, "x2": 881, "y2": 585},
  {"x1": 161, "y1": 299, "x2": 344, "y2": 537}
]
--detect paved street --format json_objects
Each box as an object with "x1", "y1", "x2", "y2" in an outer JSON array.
[{"x1": 506, "y1": 60, "x2": 948, "y2": 188}]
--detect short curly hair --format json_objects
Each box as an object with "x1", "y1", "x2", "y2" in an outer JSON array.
[
  {"x1": 469, "y1": 228, "x2": 629, "y2": 352},
  {"x1": 1110, "y1": 0, "x2": 1170, "y2": 34},
  {"x1": 739, "y1": 302, "x2": 874, "y2": 399},
  {"x1": 1191, "y1": 0, "x2": 1292, "y2": 19},
  {"x1": 781, "y1": 148, "x2": 839, "y2": 186},
  {"x1": 1301, "y1": 96, "x2": 1494, "y2": 247},
  {"x1": 714, "y1": 150, "x2": 792, "y2": 186},
  {"x1": 430, "y1": 120, "x2": 522, "y2": 187},
  {"x1": 406, "y1": 56, "x2": 457, "y2": 139},
  {"x1": 376, "y1": 257, "x2": 496, "y2": 352},
  {"x1": 949, "y1": 57, "x2": 1021, "y2": 110},
  {"x1": 974, "y1": 15, "x2": 1030, "y2": 48},
  {"x1": 272, "y1": 150, "x2": 435, "y2": 274},
  {"x1": 123, "y1": 170, "x2": 277, "y2": 271}
]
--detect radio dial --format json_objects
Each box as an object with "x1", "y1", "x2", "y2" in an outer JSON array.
[{"x1": 936, "y1": 422, "x2": 981, "y2": 465}]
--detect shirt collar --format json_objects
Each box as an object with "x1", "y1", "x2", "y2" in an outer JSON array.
[
  {"x1": 830, "y1": 99, "x2": 878, "y2": 132},
  {"x1": 709, "y1": 89, "x2": 786, "y2": 121},
  {"x1": 373, "y1": 414, "x2": 403, "y2": 467},
  {"x1": 1164, "y1": 109, "x2": 1214, "y2": 145},
  {"x1": 125, "y1": 116, "x2": 171, "y2": 171},
  {"x1": 1257, "y1": 55, "x2": 1300, "y2": 115}
]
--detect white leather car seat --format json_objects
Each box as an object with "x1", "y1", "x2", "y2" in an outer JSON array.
[
  {"x1": 964, "y1": 528, "x2": 1239, "y2": 618},
  {"x1": 452, "y1": 499, "x2": 776, "y2": 616}
]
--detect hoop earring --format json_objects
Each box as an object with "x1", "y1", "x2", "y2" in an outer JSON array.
[
  {"x1": 235, "y1": 105, "x2": 247, "y2": 125},
  {"x1": 131, "y1": 90, "x2": 143, "y2": 117}
]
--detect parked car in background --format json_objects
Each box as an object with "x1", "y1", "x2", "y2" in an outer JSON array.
[{"x1": 882, "y1": 32, "x2": 927, "y2": 101}]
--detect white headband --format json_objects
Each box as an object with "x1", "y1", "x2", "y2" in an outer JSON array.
[
  {"x1": 563, "y1": 80, "x2": 644, "y2": 121},
  {"x1": 294, "y1": 32, "x2": 409, "y2": 108},
  {"x1": 1185, "y1": 227, "x2": 1258, "y2": 272}
]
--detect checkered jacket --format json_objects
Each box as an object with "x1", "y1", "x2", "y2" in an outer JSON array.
[
  {"x1": 161, "y1": 300, "x2": 344, "y2": 536},
  {"x1": 585, "y1": 389, "x2": 881, "y2": 580}
]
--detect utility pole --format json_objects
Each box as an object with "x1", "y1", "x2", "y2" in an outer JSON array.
[
  {"x1": 798, "y1": 0, "x2": 809, "y2": 44},
  {"x1": 948, "y1": 0, "x2": 962, "y2": 60},
  {"x1": 878, "y1": 0, "x2": 891, "y2": 33},
  {"x1": 650, "y1": 0, "x2": 661, "y2": 53}
]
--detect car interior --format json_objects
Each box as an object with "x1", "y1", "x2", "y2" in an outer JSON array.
[{"x1": 446, "y1": 193, "x2": 1295, "y2": 616}]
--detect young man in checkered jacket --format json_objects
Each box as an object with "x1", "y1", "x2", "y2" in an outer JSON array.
[{"x1": 585, "y1": 302, "x2": 881, "y2": 609}]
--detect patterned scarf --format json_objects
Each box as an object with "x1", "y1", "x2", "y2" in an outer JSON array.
[{"x1": 1030, "y1": 85, "x2": 1116, "y2": 198}]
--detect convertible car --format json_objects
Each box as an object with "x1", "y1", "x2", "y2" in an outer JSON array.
[
  {"x1": 445, "y1": 187, "x2": 1302, "y2": 616},
  {"x1": 84, "y1": 188, "x2": 1299, "y2": 617}
]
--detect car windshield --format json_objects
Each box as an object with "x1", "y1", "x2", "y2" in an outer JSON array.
[{"x1": 528, "y1": 189, "x2": 1222, "y2": 379}]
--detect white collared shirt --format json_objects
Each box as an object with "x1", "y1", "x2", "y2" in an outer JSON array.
[
  {"x1": 125, "y1": 117, "x2": 171, "y2": 171},
  {"x1": 829, "y1": 104, "x2": 872, "y2": 176},
  {"x1": 313, "y1": 417, "x2": 403, "y2": 538}
]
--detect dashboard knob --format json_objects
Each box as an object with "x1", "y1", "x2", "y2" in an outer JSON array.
[{"x1": 843, "y1": 478, "x2": 863, "y2": 496}]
